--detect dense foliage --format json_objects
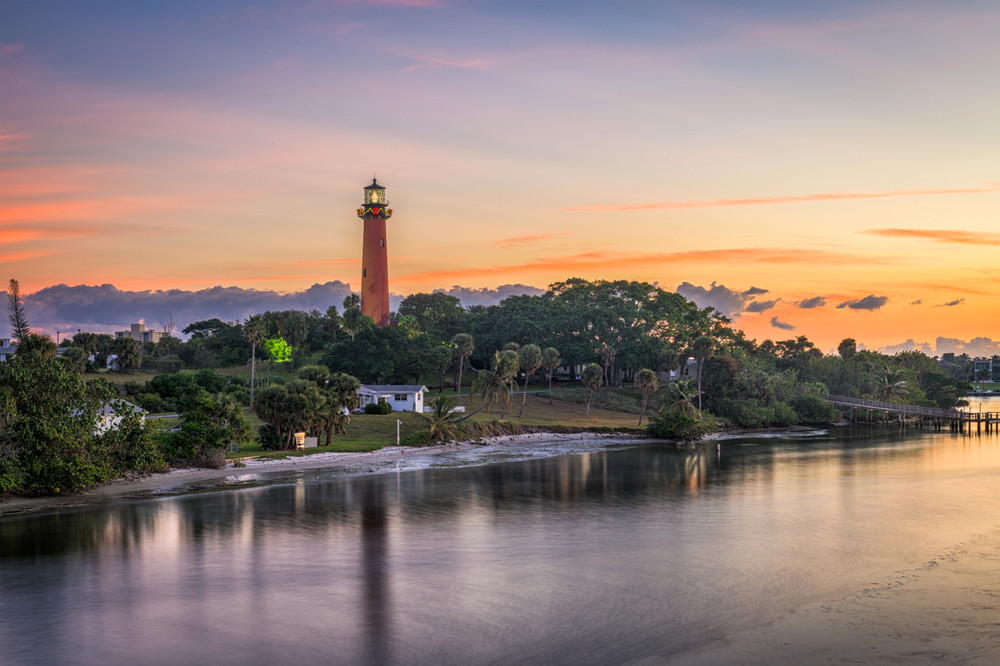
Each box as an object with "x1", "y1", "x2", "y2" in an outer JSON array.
[{"x1": 0, "y1": 351, "x2": 165, "y2": 493}]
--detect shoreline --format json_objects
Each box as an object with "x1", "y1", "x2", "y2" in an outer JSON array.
[{"x1": 0, "y1": 431, "x2": 644, "y2": 517}]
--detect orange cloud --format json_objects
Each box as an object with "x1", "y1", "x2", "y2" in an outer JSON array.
[
  {"x1": 567, "y1": 185, "x2": 1000, "y2": 212},
  {"x1": 488, "y1": 232, "x2": 570, "y2": 250},
  {"x1": 0, "y1": 224, "x2": 105, "y2": 243},
  {"x1": 862, "y1": 228, "x2": 1000, "y2": 246},
  {"x1": 399, "y1": 247, "x2": 868, "y2": 285}
]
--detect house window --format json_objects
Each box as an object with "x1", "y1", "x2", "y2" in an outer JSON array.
[
  {"x1": 363, "y1": 268, "x2": 367, "y2": 277},
  {"x1": 380, "y1": 239, "x2": 385, "y2": 247},
  {"x1": 394, "y1": 394, "x2": 407, "y2": 401}
]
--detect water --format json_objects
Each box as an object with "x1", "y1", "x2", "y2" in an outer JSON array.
[{"x1": 2, "y1": 410, "x2": 999, "y2": 665}]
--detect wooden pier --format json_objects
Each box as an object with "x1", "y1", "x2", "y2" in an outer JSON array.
[{"x1": 822, "y1": 395, "x2": 1000, "y2": 434}]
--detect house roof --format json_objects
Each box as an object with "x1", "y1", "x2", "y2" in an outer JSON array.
[
  {"x1": 99, "y1": 399, "x2": 147, "y2": 416},
  {"x1": 360, "y1": 385, "x2": 427, "y2": 395}
]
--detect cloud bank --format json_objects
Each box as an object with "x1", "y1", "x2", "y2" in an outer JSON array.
[
  {"x1": 836, "y1": 295, "x2": 888, "y2": 311},
  {"x1": 770, "y1": 316, "x2": 796, "y2": 331},
  {"x1": 796, "y1": 296, "x2": 826, "y2": 309},
  {"x1": 674, "y1": 282, "x2": 771, "y2": 318},
  {"x1": 15, "y1": 282, "x2": 545, "y2": 337}
]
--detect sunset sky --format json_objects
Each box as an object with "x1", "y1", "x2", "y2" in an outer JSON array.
[{"x1": 2, "y1": 1, "x2": 998, "y2": 353}]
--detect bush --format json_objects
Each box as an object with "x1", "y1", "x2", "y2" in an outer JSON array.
[
  {"x1": 257, "y1": 424, "x2": 283, "y2": 451},
  {"x1": 364, "y1": 401, "x2": 393, "y2": 415},
  {"x1": 719, "y1": 398, "x2": 774, "y2": 428},
  {"x1": 788, "y1": 394, "x2": 839, "y2": 422},
  {"x1": 771, "y1": 401, "x2": 800, "y2": 426},
  {"x1": 646, "y1": 410, "x2": 715, "y2": 441},
  {"x1": 135, "y1": 393, "x2": 166, "y2": 413}
]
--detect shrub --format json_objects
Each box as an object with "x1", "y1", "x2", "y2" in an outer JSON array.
[
  {"x1": 719, "y1": 398, "x2": 774, "y2": 428},
  {"x1": 257, "y1": 424, "x2": 283, "y2": 451},
  {"x1": 771, "y1": 401, "x2": 800, "y2": 426},
  {"x1": 646, "y1": 410, "x2": 715, "y2": 441},
  {"x1": 135, "y1": 393, "x2": 166, "y2": 413},
  {"x1": 364, "y1": 401, "x2": 393, "y2": 415},
  {"x1": 788, "y1": 394, "x2": 839, "y2": 422}
]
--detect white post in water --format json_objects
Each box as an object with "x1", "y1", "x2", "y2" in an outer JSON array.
[{"x1": 397, "y1": 419, "x2": 402, "y2": 446}]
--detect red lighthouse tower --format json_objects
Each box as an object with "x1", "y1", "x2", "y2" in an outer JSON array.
[{"x1": 357, "y1": 177, "x2": 392, "y2": 328}]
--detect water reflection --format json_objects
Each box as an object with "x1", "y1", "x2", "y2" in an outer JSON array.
[{"x1": 2, "y1": 426, "x2": 999, "y2": 666}]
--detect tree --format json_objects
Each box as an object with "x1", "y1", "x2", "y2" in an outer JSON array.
[
  {"x1": 581, "y1": 362, "x2": 603, "y2": 416},
  {"x1": 873, "y1": 366, "x2": 909, "y2": 401},
  {"x1": 462, "y1": 350, "x2": 517, "y2": 421},
  {"x1": 635, "y1": 368, "x2": 658, "y2": 426},
  {"x1": 666, "y1": 378, "x2": 700, "y2": 418},
  {"x1": 657, "y1": 347, "x2": 680, "y2": 394},
  {"x1": 517, "y1": 344, "x2": 542, "y2": 417},
  {"x1": 60, "y1": 346, "x2": 89, "y2": 375},
  {"x1": 13, "y1": 333, "x2": 56, "y2": 359},
  {"x1": 426, "y1": 395, "x2": 465, "y2": 443},
  {"x1": 398, "y1": 292, "x2": 467, "y2": 341},
  {"x1": 341, "y1": 306, "x2": 368, "y2": 341},
  {"x1": 281, "y1": 313, "x2": 308, "y2": 372},
  {"x1": 343, "y1": 293, "x2": 360, "y2": 309},
  {"x1": 496, "y1": 349, "x2": 519, "y2": 418},
  {"x1": 838, "y1": 338, "x2": 857, "y2": 360},
  {"x1": 244, "y1": 314, "x2": 266, "y2": 410},
  {"x1": 7, "y1": 279, "x2": 30, "y2": 343},
  {"x1": 451, "y1": 333, "x2": 475, "y2": 399},
  {"x1": 692, "y1": 335, "x2": 714, "y2": 411},
  {"x1": 541, "y1": 347, "x2": 561, "y2": 404},
  {"x1": 109, "y1": 337, "x2": 141, "y2": 374}
]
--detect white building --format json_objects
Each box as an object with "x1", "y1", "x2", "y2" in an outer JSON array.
[
  {"x1": 0, "y1": 338, "x2": 16, "y2": 362},
  {"x1": 358, "y1": 385, "x2": 428, "y2": 413}
]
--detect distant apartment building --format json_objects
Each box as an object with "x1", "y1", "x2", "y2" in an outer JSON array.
[
  {"x1": 115, "y1": 323, "x2": 165, "y2": 344},
  {"x1": 0, "y1": 338, "x2": 16, "y2": 362},
  {"x1": 973, "y1": 357, "x2": 1000, "y2": 382}
]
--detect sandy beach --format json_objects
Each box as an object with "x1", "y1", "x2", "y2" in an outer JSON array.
[
  {"x1": 679, "y1": 527, "x2": 1000, "y2": 665},
  {"x1": 0, "y1": 431, "x2": 641, "y2": 517}
]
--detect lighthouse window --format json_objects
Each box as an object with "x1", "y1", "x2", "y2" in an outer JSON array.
[
  {"x1": 380, "y1": 239, "x2": 385, "y2": 247},
  {"x1": 363, "y1": 269, "x2": 367, "y2": 277}
]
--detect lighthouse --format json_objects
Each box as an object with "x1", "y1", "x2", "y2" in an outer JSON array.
[{"x1": 357, "y1": 177, "x2": 392, "y2": 328}]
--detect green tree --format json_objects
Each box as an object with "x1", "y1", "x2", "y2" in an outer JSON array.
[
  {"x1": 657, "y1": 346, "x2": 680, "y2": 394},
  {"x1": 541, "y1": 347, "x2": 561, "y2": 404},
  {"x1": 451, "y1": 333, "x2": 475, "y2": 399},
  {"x1": 280, "y1": 313, "x2": 308, "y2": 373},
  {"x1": 666, "y1": 378, "x2": 700, "y2": 418},
  {"x1": 496, "y1": 349, "x2": 519, "y2": 418},
  {"x1": 692, "y1": 335, "x2": 714, "y2": 411},
  {"x1": 341, "y1": 306, "x2": 369, "y2": 341},
  {"x1": 7, "y1": 279, "x2": 30, "y2": 343},
  {"x1": 60, "y1": 346, "x2": 89, "y2": 375},
  {"x1": 838, "y1": 338, "x2": 857, "y2": 360},
  {"x1": 426, "y1": 395, "x2": 465, "y2": 443},
  {"x1": 517, "y1": 344, "x2": 542, "y2": 417},
  {"x1": 873, "y1": 366, "x2": 909, "y2": 401},
  {"x1": 109, "y1": 337, "x2": 141, "y2": 374},
  {"x1": 343, "y1": 293, "x2": 360, "y2": 309},
  {"x1": 243, "y1": 314, "x2": 266, "y2": 410},
  {"x1": 635, "y1": 368, "x2": 658, "y2": 426},
  {"x1": 581, "y1": 362, "x2": 603, "y2": 417},
  {"x1": 14, "y1": 332, "x2": 56, "y2": 358},
  {"x1": 398, "y1": 292, "x2": 467, "y2": 341}
]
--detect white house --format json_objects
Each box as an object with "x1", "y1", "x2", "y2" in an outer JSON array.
[
  {"x1": 358, "y1": 385, "x2": 428, "y2": 413},
  {"x1": 0, "y1": 338, "x2": 16, "y2": 362},
  {"x1": 85, "y1": 399, "x2": 147, "y2": 435}
]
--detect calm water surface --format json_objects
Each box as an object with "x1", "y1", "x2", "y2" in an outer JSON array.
[{"x1": 3, "y1": 405, "x2": 999, "y2": 665}]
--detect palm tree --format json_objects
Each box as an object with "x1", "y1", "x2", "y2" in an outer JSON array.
[
  {"x1": 496, "y1": 349, "x2": 519, "y2": 418},
  {"x1": 692, "y1": 335, "x2": 714, "y2": 411},
  {"x1": 873, "y1": 366, "x2": 908, "y2": 401},
  {"x1": 426, "y1": 395, "x2": 465, "y2": 443},
  {"x1": 582, "y1": 362, "x2": 603, "y2": 416},
  {"x1": 462, "y1": 351, "x2": 517, "y2": 421},
  {"x1": 517, "y1": 344, "x2": 542, "y2": 417},
  {"x1": 281, "y1": 314, "x2": 308, "y2": 372},
  {"x1": 635, "y1": 368, "x2": 658, "y2": 426},
  {"x1": 212, "y1": 393, "x2": 253, "y2": 452},
  {"x1": 450, "y1": 333, "x2": 475, "y2": 399},
  {"x1": 657, "y1": 346, "x2": 679, "y2": 394},
  {"x1": 60, "y1": 346, "x2": 88, "y2": 375},
  {"x1": 666, "y1": 378, "x2": 700, "y2": 418},
  {"x1": 244, "y1": 314, "x2": 266, "y2": 411},
  {"x1": 541, "y1": 347, "x2": 561, "y2": 404},
  {"x1": 13, "y1": 332, "x2": 57, "y2": 359}
]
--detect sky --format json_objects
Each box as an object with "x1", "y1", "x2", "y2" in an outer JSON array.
[{"x1": 2, "y1": 0, "x2": 998, "y2": 353}]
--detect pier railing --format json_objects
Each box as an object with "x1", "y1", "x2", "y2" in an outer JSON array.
[{"x1": 822, "y1": 395, "x2": 959, "y2": 418}]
